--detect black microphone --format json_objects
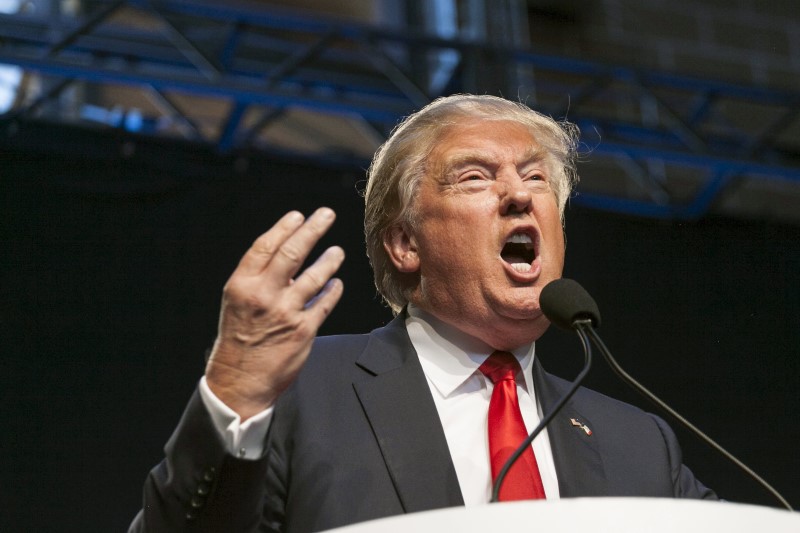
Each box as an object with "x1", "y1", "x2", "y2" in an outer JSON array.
[
  {"x1": 541, "y1": 278, "x2": 793, "y2": 511},
  {"x1": 540, "y1": 277, "x2": 601, "y2": 330}
]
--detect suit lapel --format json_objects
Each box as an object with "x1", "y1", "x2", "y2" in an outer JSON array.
[
  {"x1": 353, "y1": 316, "x2": 464, "y2": 512},
  {"x1": 533, "y1": 359, "x2": 608, "y2": 497}
]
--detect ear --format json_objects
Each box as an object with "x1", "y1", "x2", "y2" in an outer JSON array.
[{"x1": 383, "y1": 223, "x2": 420, "y2": 273}]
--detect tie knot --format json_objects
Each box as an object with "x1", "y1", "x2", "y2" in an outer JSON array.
[{"x1": 479, "y1": 351, "x2": 521, "y2": 384}]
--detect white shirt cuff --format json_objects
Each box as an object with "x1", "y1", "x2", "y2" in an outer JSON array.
[{"x1": 198, "y1": 376, "x2": 273, "y2": 460}]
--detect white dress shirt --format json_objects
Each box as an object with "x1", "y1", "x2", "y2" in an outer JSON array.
[
  {"x1": 199, "y1": 377, "x2": 273, "y2": 460},
  {"x1": 405, "y1": 304, "x2": 559, "y2": 504},
  {"x1": 199, "y1": 304, "x2": 560, "y2": 503}
]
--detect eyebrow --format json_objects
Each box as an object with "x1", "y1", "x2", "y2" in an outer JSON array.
[{"x1": 437, "y1": 146, "x2": 549, "y2": 177}]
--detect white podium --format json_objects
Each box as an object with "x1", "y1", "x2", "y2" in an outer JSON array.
[{"x1": 325, "y1": 498, "x2": 798, "y2": 532}]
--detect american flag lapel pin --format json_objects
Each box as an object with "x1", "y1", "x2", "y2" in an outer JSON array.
[{"x1": 570, "y1": 418, "x2": 592, "y2": 436}]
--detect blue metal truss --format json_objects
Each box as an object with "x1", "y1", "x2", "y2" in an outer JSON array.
[{"x1": 1, "y1": 0, "x2": 799, "y2": 221}]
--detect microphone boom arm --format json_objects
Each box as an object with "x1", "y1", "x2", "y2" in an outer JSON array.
[{"x1": 580, "y1": 322, "x2": 793, "y2": 511}]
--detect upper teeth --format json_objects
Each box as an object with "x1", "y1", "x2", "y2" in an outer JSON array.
[{"x1": 507, "y1": 233, "x2": 532, "y2": 244}]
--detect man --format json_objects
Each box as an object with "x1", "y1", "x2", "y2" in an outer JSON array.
[{"x1": 130, "y1": 94, "x2": 715, "y2": 532}]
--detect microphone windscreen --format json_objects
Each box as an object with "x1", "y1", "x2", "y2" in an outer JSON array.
[{"x1": 540, "y1": 278, "x2": 602, "y2": 330}]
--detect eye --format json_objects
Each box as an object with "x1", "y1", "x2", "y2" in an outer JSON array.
[
  {"x1": 524, "y1": 172, "x2": 551, "y2": 192},
  {"x1": 460, "y1": 172, "x2": 485, "y2": 182}
]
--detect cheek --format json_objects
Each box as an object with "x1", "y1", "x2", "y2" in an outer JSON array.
[
  {"x1": 553, "y1": 239, "x2": 566, "y2": 269},
  {"x1": 540, "y1": 206, "x2": 566, "y2": 260},
  {"x1": 549, "y1": 232, "x2": 566, "y2": 271}
]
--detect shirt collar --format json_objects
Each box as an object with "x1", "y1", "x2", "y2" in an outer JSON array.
[{"x1": 405, "y1": 303, "x2": 536, "y2": 398}]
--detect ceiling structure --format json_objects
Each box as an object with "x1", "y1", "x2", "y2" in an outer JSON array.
[{"x1": 1, "y1": 0, "x2": 799, "y2": 224}]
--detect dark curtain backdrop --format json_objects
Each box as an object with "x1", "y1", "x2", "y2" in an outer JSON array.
[{"x1": 2, "y1": 123, "x2": 798, "y2": 531}]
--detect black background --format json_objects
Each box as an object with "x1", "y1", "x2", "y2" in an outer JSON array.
[{"x1": 2, "y1": 123, "x2": 798, "y2": 531}]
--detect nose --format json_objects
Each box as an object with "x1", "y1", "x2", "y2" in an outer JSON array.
[{"x1": 498, "y1": 175, "x2": 533, "y2": 216}]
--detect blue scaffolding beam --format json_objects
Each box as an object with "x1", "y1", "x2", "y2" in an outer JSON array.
[{"x1": 1, "y1": 0, "x2": 799, "y2": 221}]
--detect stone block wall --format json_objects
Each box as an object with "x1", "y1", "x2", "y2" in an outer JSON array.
[{"x1": 527, "y1": 0, "x2": 800, "y2": 89}]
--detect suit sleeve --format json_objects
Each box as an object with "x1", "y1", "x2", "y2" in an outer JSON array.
[
  {"x1": 650, "y1": 413, "x2": 718, "y2": 500},
  {"x1": 128, "y1": 389, "x2": 275, "y2": 533}
]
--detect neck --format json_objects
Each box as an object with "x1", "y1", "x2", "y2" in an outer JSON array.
[{"x1": 407, "y1": 303, "x2": 546, "y2": 352}]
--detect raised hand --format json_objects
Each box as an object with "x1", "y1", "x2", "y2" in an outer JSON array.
[{"x1": 205, "y1": 208, "x2": 345, "y2": 420}]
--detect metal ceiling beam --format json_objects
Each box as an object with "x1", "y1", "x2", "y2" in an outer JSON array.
[{"x1": 1, "y1": 0, "x2": 798, "y2": 222}]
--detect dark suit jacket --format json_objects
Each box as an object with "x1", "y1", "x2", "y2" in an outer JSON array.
[{"x1": 131, "y1": 315, "x2": 716, "y2": 532}]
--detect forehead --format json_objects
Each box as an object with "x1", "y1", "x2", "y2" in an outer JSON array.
[{"x1": 427, "y1": 118, "x2": 548, "y2": 171}]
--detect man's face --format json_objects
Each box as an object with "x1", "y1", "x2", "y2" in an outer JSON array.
[{"x1": 386, "y1": 118, "x2": 566, "y2": 349}]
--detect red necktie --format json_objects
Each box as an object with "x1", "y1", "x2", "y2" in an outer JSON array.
[{"x1": 479, "y1": 350, "x2": 546, "y2": 501}]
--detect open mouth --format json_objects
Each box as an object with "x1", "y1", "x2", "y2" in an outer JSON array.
[{"x1": 501, "y1": 232, "x2": 536, "y2": 273}]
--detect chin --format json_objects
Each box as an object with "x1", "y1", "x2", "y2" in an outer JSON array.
[{"x1": 496, "y1": 298, "x2": 543, "y2": 321}]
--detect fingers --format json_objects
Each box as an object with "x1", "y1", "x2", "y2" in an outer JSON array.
[
  {"x1": 291, "y1": 245, "x2": 345, "y2": 304},
  {"x1": 237, "y1": 211, "x2": 305, "y2": 276},
  {"x1": 236, "y1": 208, "x2": 336, "y2": 281},
  {"x1": 269, "y1": 207, "x2": 337, "y2": 282},
  {"x1": 232, "y1": 207, "x2": 343, "y2": 315},
  {"x1": 305, "y1": 277, "x2": 345, "y2": 327}
]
